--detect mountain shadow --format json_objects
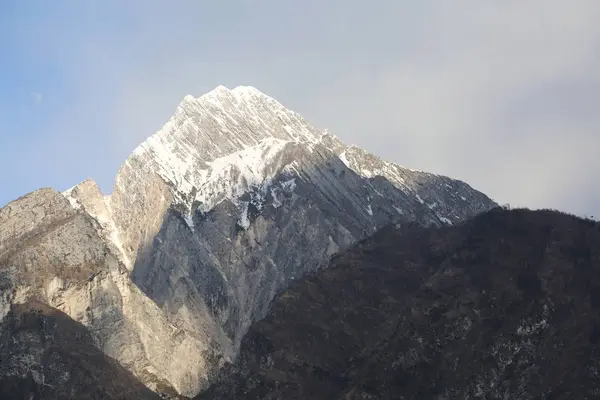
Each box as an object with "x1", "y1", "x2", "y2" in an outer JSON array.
[
  {"x1": 0, "y1": 300, "x2": 163, "y2": 400},
  {"x1": 198, "y1": 207, "x2": 600, "y2": 399}
]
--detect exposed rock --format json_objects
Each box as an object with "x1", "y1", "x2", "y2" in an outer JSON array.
[
  {"x1": 0, "y1": 188, "x2": 75, "y2": 262},
  {"x1": 199, "y1": 208, "x2": 600, "y2": 399},
  {"x1": 0, "y1": 188, "x2": 209, "y2": 397}
]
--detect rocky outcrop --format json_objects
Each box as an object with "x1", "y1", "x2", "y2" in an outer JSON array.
[
  {"x1": 199, "y1": 208, "x2": 600, "y2": 399},
  {"x1": 1, "y1": 85, "x2": 496, "y2": 397},
  {"x1": 0, "y1": 188, "x2": 209, "y2": 397}
]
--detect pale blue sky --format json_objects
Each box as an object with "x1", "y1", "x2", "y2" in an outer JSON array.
[{"x1": 1, "y1": 1, "x2": 599, "y2": 217}]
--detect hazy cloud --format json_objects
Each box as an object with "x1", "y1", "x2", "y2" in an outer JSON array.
[{"x1": 1, "y1": 1, "x2": 599, "y2": 218}]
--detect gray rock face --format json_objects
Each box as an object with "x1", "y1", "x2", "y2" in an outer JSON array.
[
  {"x1": 0, "y1": 188, "x2": 210, "y2": 397},
  {"x1": 0, "y1": 188, "x2": 74, "y2": 262},
  {"x1": 0, "y1": 85, "x2": 496, "y2": 397}
]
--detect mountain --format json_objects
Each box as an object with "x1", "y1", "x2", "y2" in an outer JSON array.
[
  {"x1": 0, "y1": 85, "x2": 496, "y2": 397},
  {"x1": 199, "y1": 208, "x2": 600, "y2": 399}
]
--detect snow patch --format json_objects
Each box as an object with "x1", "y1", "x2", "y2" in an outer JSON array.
[
  {"x1": 238, "y1": 202, "x2": 251, "y2": 229},
  {"x1": 195, "y1": 138, "x2": 290, "y2": 212},
  {"x1": 270, "y1": 178, "x2": 296, "y2": 210},
  {"x1": 62, "y1": 187, "x2": 82, "y2": 210},
  {"x1": 439, "y1": 217, "x2": 453, "y2": 225},
  {"x1": 339, "y1": 151, "x2": 350, "y2": 168},
  {"x1": 101, "y1": 199, "x2": 132, "y2": 270},
  {"x1": 517, "y1": 319, "x2": 548, "y2": 336},
  {"x1": 365, "y1": 195, "x2": 373, "y2": 216},
  {"x1": 271, "y1": 188, "x2": 283, "y2": 209},
  {"x1": 46, "y1": 276, "x2": 66, "y2": 300},
  {"x1": 184, "y1": 213, "x2": 195, "y2": 231},
  {"x1": 280, "y1": 178, "x2": 297, "y2": 193},
  {"x1": 231, "y1": 85, "x2": 261, "y2": 99},
  {"x1": 190, "y1": 139, "x2": 300, "y2": 229}
]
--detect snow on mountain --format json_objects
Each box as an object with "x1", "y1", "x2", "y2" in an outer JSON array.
[
  {"x1": 115, "y1": 85, "x2": 493, "y2": 235},
  {"x1": 117, "y1": 86, "x2": 328, "y2": 234}
]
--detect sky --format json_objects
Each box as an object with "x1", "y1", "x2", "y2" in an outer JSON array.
[{"x1": 1, "y1": 1, "x2": 599, "y2": 217}]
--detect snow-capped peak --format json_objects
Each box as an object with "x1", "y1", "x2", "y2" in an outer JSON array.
[
  {"x1": 123, "y1": 85, "x2": 325, "y2": 208},
  {"x1": 200, "y1": 85, "x2": 231, "y2": 100},
  {"x1": 193, "y1": 85, "x2": 267, "y2": 104},
  {"x1": 231, "y1": 85, "x2": 263, "y2": 99},
  {"x1": 113, "y1": 85, "x2": 496, "y2": 238}
]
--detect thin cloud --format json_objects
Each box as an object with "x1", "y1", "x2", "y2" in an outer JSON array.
[{"x1": 2, "y1": 1, "x2": 599, "y2": 218}]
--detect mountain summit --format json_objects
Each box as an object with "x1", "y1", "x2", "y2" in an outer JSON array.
[{"x1": 0, "y1": 86, "x2": 496, "y2": 397}]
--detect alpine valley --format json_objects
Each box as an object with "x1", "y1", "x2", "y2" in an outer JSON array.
[{"x1": 1, "y1": 85, "x2": 500, "y2": 398}]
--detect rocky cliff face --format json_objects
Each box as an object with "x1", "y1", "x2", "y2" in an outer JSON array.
[
  {"x1": 0, "y1": 188, "x2": 210, "y2": 397},
  {"x1": 199, "y1": 208, "x2": 600, "y2": 400},
  {"x1": 0, "y1": 85, "x2": 496, "y2": 397}
]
